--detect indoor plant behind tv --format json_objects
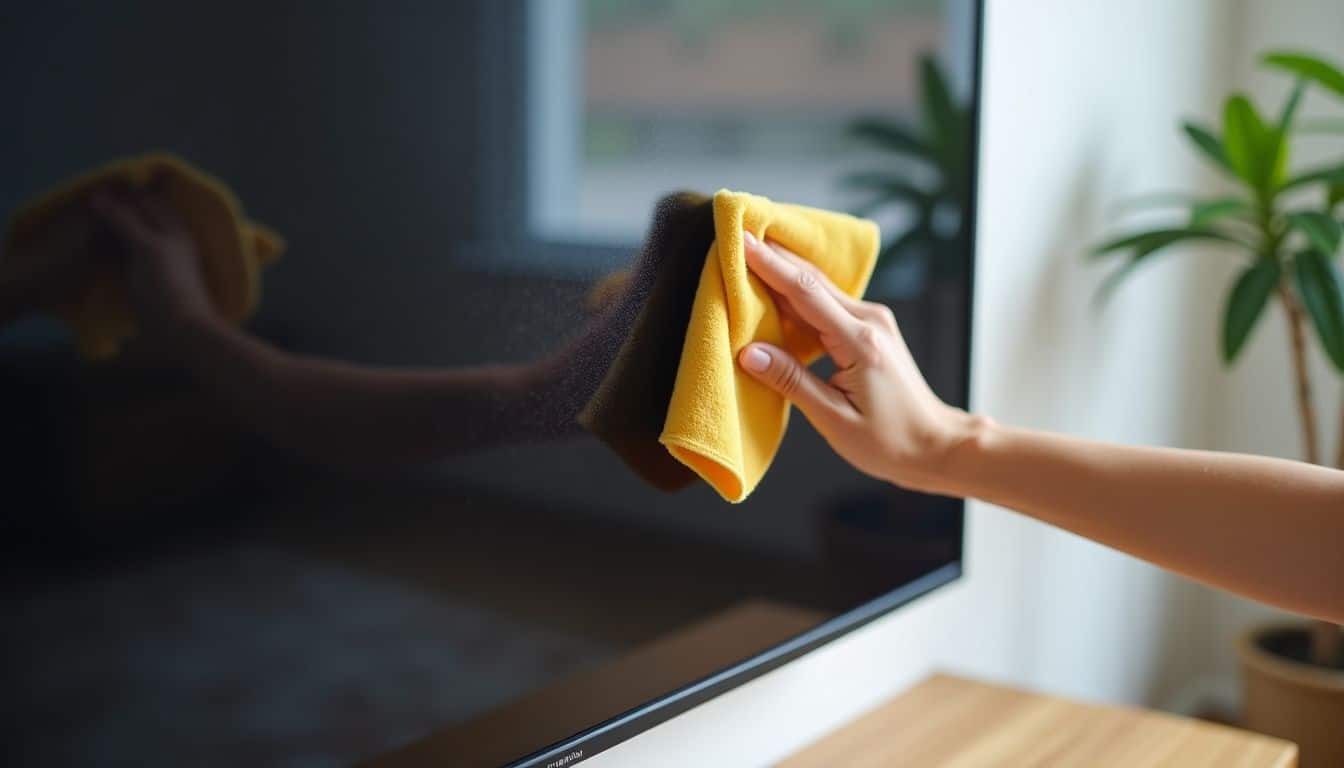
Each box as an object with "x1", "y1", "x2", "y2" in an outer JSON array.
[{"x1": 1094, "y1": 49, "x2": 1344, "y2": 766}]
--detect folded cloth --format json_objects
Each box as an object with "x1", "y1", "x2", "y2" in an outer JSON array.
[
  {"x1": 659, "y1": 189, "x2": 879, "y2": 503},
  {"x1": 5, "y1": 153, "x2": 283, "y2": 359},
  {"x1": 578, "y1": 191, "x2": 715, "y2": 491}
]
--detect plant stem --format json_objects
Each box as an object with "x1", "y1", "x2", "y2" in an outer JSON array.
[
  {"x1": 1279, "y1": 286, "x2": 1344, "y2": 665},
  {"x1": 1280, "y1": 286, "x2": 1320, "y2": 465}
]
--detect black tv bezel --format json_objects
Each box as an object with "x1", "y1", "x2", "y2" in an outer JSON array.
[{"x1": 509, "y1": 2, "x2": 984, "y2": 765}]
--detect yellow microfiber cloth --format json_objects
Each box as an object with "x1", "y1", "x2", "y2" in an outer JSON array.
[
  {"x1": 5, "y1": 153, "x2": 283, "y2": 359},
  {"x1": 659, "y1": 189, "x2": 879, "y2": 503}
]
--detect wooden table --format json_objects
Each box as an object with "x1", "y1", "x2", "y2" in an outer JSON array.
[{"x1": 779, "y1": 674, "x2": 1297, "y2": 767}]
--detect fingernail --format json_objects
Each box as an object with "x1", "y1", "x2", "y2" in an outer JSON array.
[
  {"x1": 741, "y1": 345, "x2": 771, "y2": 373},
  {"x1": 742, "y1": 230, "x2": 757, "y2": 246}
]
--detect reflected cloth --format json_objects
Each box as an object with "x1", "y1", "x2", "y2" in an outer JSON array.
[
  {"x1": 5, "y1": 153, "x2": 283, "y2": 359},
  {"x1": 578, "y1": 192, "x2": 715, "y2": 492},
  {"x1": 660, "y1": 190, "x2": 879, "y2": 502}
]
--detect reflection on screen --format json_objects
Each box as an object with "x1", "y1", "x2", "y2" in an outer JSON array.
[{"x1": 0, "y1": 1, "x2": 975, "y2": 766}]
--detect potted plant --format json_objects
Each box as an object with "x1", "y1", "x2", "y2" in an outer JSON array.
[{"x1": 1094, "y1": 49, "x2": 1344, "y2": 766}]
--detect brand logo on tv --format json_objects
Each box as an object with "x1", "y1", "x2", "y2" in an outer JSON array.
[{"x1": 546, "y1": 749, "x2": 584, "y2": 768}]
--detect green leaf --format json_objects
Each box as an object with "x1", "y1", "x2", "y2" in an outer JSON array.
[
  {"x1": 1182, "y1": 121, "x2": 1233, "y2": 173},
  {"x1": 875, "y1": 225, "x2": 928, "y2": 271},
  {"x1": 1329, "y1": 183, "x2": 1344, "y2": 210},
  {"x1": 1278, "y1": 79, "x2": 1306, "y2": 133},
  {"x1": 1190, "y1": 198, "x2": 1252, "y2": 227},
  {"x1": 1294, "y1": 249, "x2": 1344, "y2": 371},
  {"x1": 1091, "y1": 227, "x2": 1243, "y2": 259},
  {"x1": 841, "y1": 172, "x2": 929, "y2": 202},
  {"x1": 1286, "y1": 211, "x2": 1343, "y2": 255},
  {"x1": 851, "y1": 196, "x2": 888, "y2": 219},
  {"x1": 1268, "y1": 129, "x2": 1289, "y2": 190},
  {"x1": 1281, "y1": 163, "x2": 1344, "y2": 192},
  {"x1": 1222, "y1": 94, "x2": 1286, "y2": 193},
  {"x1": 1093, "y1": 260, "x2": 1144, "y2": 307},
  {"x1": 1262, "y1": 51, "x2": 1344, "y2": 98},
  {"x1": 1223, "y1": 259, "x2": 1281, "y2": 363},
  {"x1": 1116, "y1": 195, "x2": 1251, "y2": 227},
  {"x1": 919, "y1": 55, "x2": 958, "y2": 154},
  {"x1": 847, "y1": 117, "x2": 929, "y2": 158},
  {"x1": 1091, "y1": 227, "x2": 1247, "y2": 306},
  {"x1": 853, "y1": 192, "x2": 931, "y2": 220}
]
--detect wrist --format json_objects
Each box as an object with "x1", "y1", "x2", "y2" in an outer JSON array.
[
  {"x1": 905, "y1": 407, "x2": 995, "y2": 498},
  {"x1": 166, "y1": 311, "x2": 242, "y2": 372}
]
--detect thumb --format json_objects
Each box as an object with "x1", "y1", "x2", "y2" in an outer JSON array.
[
  {"x1": 90, "y1": 190, "x2": 156, "y2": 248},
  {"x1": 738, "y1": 342, "x2": 847, "y2": 425}
]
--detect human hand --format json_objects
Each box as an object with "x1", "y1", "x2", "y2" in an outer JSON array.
[
  {"x1": 90, "y1": 183, "x2": 219, "y2": 344},
  {"x1": 736, "y1": 231, "x2": 976, "y2": 493}
]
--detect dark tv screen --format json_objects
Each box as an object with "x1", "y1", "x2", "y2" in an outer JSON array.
[{"x1": 1, "y1": 1, "x2": 980, "y2": 766}]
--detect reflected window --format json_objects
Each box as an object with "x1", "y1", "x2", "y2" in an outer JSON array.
[{"x1": 529, "y1": 0, "x2": 974, "y2": 261}]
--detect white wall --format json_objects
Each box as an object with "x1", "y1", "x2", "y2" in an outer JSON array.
[{"x1": 587, "y1": 1, "x2": 1246, "y2": 765}]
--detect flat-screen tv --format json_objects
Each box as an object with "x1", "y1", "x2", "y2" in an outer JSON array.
[{"x1": 1, "y1": 1, "x2": 981, "y2": 766}]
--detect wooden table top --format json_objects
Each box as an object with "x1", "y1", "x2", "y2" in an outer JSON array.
[{"x1": 779, "y1": 674, "x2": 1297, "y2": 768}]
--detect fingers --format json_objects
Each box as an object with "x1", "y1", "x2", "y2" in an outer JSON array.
[
  {"x1": 743, "y1": 231, "x2": 864, "y2": 363},
  {"x1": 748, "y1": 232, "x2": 869, "y2": 311},
  {"x1": 90, "y1": 183, "x2": 187, "y2": 242},
  {"x1": 137, "y1": 192, "x2": 185, "y2": 235},
  {"x1": 769, "y1": 290, "x2": 817, "y2": 345},
  {"x1": 738, "y1": 342, "x2": 851, "y2": 425},
  {"x1": 90, "y1": 189, "x2": 157, "y2": 247}
]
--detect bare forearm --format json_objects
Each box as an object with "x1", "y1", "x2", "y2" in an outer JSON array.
[
  {"x1": 174, "y1": 318, "x2": 562, "y2": 466},
  {"x1": 937, "y1": 417, "x2": 1344, "y2": 622}
]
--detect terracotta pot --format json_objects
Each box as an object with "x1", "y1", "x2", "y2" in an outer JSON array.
[{"x1": 1239, "y1": 622, "x2": 1344, "y2": 768}]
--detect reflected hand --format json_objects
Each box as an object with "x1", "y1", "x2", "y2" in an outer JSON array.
[
  {"x1": 736, "y1": 231, "x2": 974, "y2": 493},
  {"x1": 91, "y1": 184, "x2": 218, "y2": 344}
]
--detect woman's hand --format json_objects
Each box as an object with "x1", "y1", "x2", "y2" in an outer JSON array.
[
  {"x1": 736, "y1": 231, "x2": 978, "y2": 494},
  {"x1": 90, "y1": 184, "x2": 219, "y2": 345}
]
